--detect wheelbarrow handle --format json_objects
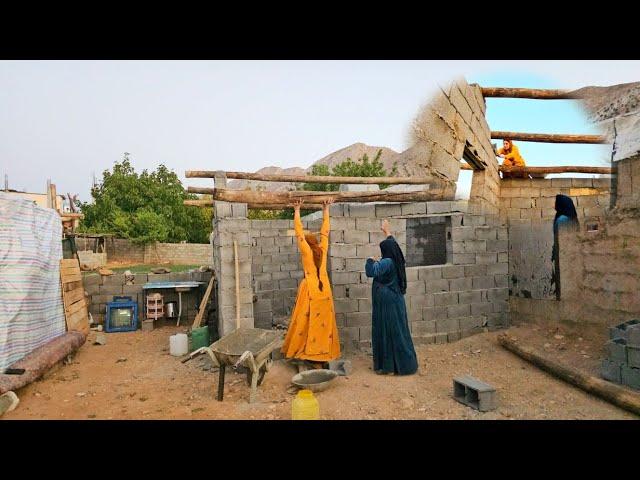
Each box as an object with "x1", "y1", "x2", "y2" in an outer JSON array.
[{"x1": 181, "y1": 347, "x2": 208, "y2": 363}]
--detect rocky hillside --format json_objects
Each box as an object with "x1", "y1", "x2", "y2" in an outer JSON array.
[
  {"x1": 228, "y1": 143, "x2": 401, "y2": 192},
  {"x1": 572, "y1": 81, "x2": 640, "y2": 161}
]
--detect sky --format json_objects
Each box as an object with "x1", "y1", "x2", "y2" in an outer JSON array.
[{"x1": 1, "y1": 60, "x2": 639, "y2": 202}]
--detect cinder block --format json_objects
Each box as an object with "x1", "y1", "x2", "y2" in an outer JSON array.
[
  {"x1": 611, "y1": 319, "x2": 640, "y2": 341},
  {"x1": 419, "y1": 267, "x2": 443, "y2": 281},
  {"x1": 345, "y1": 312, "x2": 371, "y2": 327},
  {"x1": 621, "y1": 365, "x2": 640, "y2": 390},
  {"x1": 628, "y1": 324, "x2": 640, "y2": 345},
  {"x1": 436, "y1": 317, "x2": 459, "y2": 333},
  {"x1": 328, "y1": 359, "x2": 352, "y2": 376},
  {"x1": 441, "y1": 265, "x2": 465, "y2": 279},
  {"x1": 601, "y1": 359, "x2": 623, "y2": 383},
  {"x1": 458, "y1": 290, "x2": 483, "y2": 305},
  {"x1": 347, "y1": 204, "x2": 376, "y2": 218},
  {"x1": 449, "y1": 277, "x2": 472, "y2": 291},
  {"x1": 476, "y1": 252, "x2": 498, "y2": 264},
  {"x1": 406, "y1": 282, "x2": 426, "y2": 295},
  {"x1": 424, "y1": 279, "x2": 449, "y2": 293},
  {"x1": 343, "y1": 229, "x2": 371, "y2": 245},
  {"x1": 375, "y1": 203, "x2": 402, "y2": 217},
  {"x1": 434, "y1": 291, "x2": 459, "y2": 306},
  {"x1": 453, "y1": 375, "x2": 497, "y2": 412},
  {"x1": 447, "y1": 304, "x2": 470, "y2": 318},
  {"x1": 453, "y1": 253, "x2": 476, "y2": 265},
  {"x1": 607, "y1": 338, "x2": 628, "y2": 364},
  {"x1": 627, "y1": 345, "x2": 640, "y2": 369},
  {"x1": 434, "y1": 333, "x2": 448, "y2": 344},
  {"x1": 141, "y1": 320, "x2": 154, "y2": 332},
  {"x1": 423, "y1": 306, "x2": 448, "y2": 321},
  {"x1": 401, "y1": 203, "x2": 427, "y2": 215}
]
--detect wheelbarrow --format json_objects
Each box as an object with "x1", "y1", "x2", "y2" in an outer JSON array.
[{"x1": 182, "y1": 327, "x2": 284, "y2": 404}]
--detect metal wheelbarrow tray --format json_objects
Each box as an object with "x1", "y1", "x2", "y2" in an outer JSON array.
[{"x1": 183, "y1": 328, "x2": 284, "y2": 403}]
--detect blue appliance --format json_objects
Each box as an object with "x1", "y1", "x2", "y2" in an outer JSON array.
[{"x1": 105, "y1": 296, "x2": 138, "y2": 333}]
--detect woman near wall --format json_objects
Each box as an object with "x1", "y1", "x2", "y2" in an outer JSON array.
[
  {"x1": 551, "y1": 194, "x2": 580, "y2": 300},
  {"x1": 497, "y1": 139, "x2": 527, "y2": 178},
  {"x1": 365, "y1": 220, "x2": 418, "y2": 375},
  {"x1": 281, "y1": 199, "x2": 340, "y2": 365}
]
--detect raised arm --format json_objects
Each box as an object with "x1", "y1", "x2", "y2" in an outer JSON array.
[
  {"x1": 320, "y1": 198, "x2": 333, "y2": 237},
  {"x1": 293, "y1": 200, "x2": 305, "y2": 239}
]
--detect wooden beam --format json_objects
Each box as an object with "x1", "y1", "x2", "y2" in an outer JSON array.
[
  {"x1": 459, "y1": 163, "x2": 614, "y2": 174},
  {"x1": 186, "y1": 170, "x2": 440, "y2": 185},
  {"x1": 491, "y1": 131, "x2": 607, "y2": 144},
  {"x1": 480, "y1": 87, "x2": 576, "y2": 100},
  {"x1": 501, "y1": 166, "x2": 613, "y2": 175},
  {"x1": 184, "y1": 199, "x2": 323, "y2": 210},
  {"x1": 498, "y1": 334, "x2": 640, "y2": 417},
  {"x1": 186, "y1": 187, "x2": 446, "y2": 204}
]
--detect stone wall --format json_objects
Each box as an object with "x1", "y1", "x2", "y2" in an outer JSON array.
[
  {"x1": 84, "y1": 270, "x2": 213, "y2": 326},
  {"x1": 616, "y1": 154, "x2": 640, "y2": 209},
  {"x1": 105, "y1": 238, "x2": 212, "y2": 265},
  {"x1": 499, "y1": 177, "x2": 612, "y2": 299}
]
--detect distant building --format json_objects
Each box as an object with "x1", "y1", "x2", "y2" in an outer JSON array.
[{"x1": 2, "y1": 190, "x2": 67, "y2": 211}]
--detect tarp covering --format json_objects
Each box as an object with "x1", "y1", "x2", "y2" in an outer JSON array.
[{"x1": 0, "y1": 194, "x2": 66, "y2": 371}]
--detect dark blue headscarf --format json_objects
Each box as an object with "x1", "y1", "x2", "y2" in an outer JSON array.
[
  {"x1": 380, "y1": 236, "x2": 407, "y2": 295},
  {"x1": 554, "y1": 194, "x2": 579, "y2": 231}
]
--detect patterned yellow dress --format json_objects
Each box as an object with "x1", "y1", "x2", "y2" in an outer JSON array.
[{"x1": 281, "y1": 206, "x2": 340, "y2": 361}]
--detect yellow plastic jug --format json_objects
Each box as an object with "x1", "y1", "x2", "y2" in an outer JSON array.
[{"x1": 292, "y1": 389, "x2": 320, "y2": 420}]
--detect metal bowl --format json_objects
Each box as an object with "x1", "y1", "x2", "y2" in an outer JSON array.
[{"x1": 291, "y1": 369, "x2": 338, "y2": 393}]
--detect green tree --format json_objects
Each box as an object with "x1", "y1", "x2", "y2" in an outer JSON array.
[
  {"x1": 249, "y1": 149, "x2": 398, "y2": 219},
  {"x1": 302, "y1": 149, "x2": 397, "y2": 191},
  {"x1": 78, "y1": 153, "x2": 212, "y2": 244}
]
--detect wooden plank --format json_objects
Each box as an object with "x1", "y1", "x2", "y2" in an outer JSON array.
[
  {"x1": 64, "y1": 288, "x2": 85, "y2": 305},
  {"x1": 61, "y1": 266, "x2": 81, "y2": 276},
  {"x1": 61, "y1": 259, "x2": 81, "y2": 268},
  {"x1": 66, "y1": 308, "x2": 89, "y2": 336},
  {"x1": 491, "y1": 131, "x2": 607, "y2": 144},
  {"x1": 61, "y1": 272, "x2": 82, "y2": 284},
  {"x1": 192, "y1": 275, "x2": 215, "y2": 329},
  {"x1": 65, "y1": 297, "x2": 86, "y2": 317},
  {"x1": 186, "y1": 170, "x2": 441, "y2": 185}
]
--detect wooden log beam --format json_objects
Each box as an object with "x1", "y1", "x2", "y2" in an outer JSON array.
[
  {"x1": 480, "y1": 87, "x2": 576, "y2": 99},
  {"x1": 184, "y1": 199, "x2": 322, "y2": 210},
  {"x1": 460, "y1": 163, "x2": 613, "y2": 174},
  {"x1": 491, "y1": 131, "x2": 607, "y2": 144},
  {"x1": 186, "y1": 170, "x2": 440, "y2": 185},
  {"x1": 186, "y1": 186, "x2": 445, "y2": 204},
  {"x1": 498, "y1": 334, "x2": 640, "y2": 417}
]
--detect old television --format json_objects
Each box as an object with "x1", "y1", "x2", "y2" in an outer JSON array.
[{"x1": 105, "y1": 296, "x2": 138, "y2": 332}]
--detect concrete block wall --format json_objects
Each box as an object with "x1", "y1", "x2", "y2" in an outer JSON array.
[
  {"x1": 211, "y1": 201, "x2": 253, "y2": 336},
  {"x1": 499, "y1": 177, "x2": 612, "y2": 300},
  {"x1": 327, "y1": 200, "x2": 509, "y2": 351},
  {"x1": 85, "y1": 270, "x2": 213, "y2": 326},
  {"x1": 249, "y1": 218, "x2": 310, "y2": 329},
  {"x1": 105, "y1": 238, "x2": 212, "y2": 265},
  {"x1": 615, "y1": 155, "x2": 640, "y2": 209}
]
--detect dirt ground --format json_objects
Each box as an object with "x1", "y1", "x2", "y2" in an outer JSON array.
[{"x1": 3, "y1": 322, "x2": 637, "y2": 420}]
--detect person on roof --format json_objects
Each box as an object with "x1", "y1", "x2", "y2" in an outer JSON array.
[{"x1": 497, "y1": 139, "x2": 527, "y2": 178}]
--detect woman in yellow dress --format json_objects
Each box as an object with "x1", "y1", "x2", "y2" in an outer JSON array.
[
  {"x1": 497, "y1": 139, "x2": 527, "y2": 178},
  {"x1": 281, "y1": 198, "x2": 341, "y2": 364}
]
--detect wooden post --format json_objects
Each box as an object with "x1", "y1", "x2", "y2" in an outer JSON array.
[{"x1": 233, "y1": 240, "x2": 240, "y2": 331}]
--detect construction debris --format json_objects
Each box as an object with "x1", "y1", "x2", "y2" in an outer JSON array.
[{"x1": 0, "y1": 391, "x2": 20, "y2": 416}]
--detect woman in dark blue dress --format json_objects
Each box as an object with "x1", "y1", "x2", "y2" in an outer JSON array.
[
  {"x1": 365, "y1": 220, "x2": 418, "y2": 375},
  {"x1": 551, "y1": 194, "x2": 580, "y2": 300}
]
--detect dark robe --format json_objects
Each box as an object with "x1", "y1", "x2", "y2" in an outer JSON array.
[
  {"x1": 551, "y1": 194, "x2": 580, "y2": 300},
  {"x1": 365, "y1": 236, "x2": 418, "y2": 375}
]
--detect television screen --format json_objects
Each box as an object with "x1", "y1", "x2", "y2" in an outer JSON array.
[{"x1": 110, "y1": 307, "x2": 133, "y2": 328}]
